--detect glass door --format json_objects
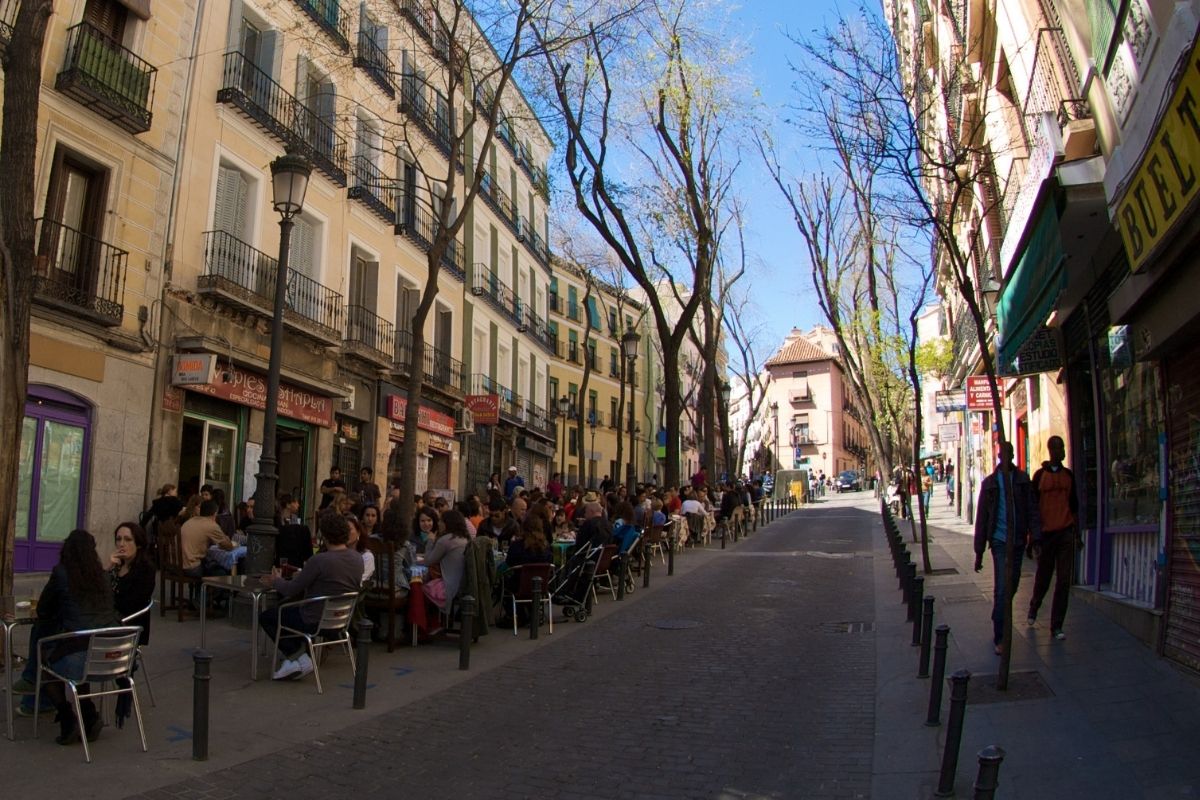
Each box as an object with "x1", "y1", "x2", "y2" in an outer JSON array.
[{"x1": 178, "y1": 415, "x2": 239, "y2": 502}]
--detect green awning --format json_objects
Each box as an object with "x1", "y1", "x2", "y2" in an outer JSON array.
[{"x1": 998, "y1": 202, "x2": 1066, "y2": 373}]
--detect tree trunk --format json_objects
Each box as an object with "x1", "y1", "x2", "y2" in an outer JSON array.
[{"x1": 660, "y1": 327, "x2": 682, "y2": 487}]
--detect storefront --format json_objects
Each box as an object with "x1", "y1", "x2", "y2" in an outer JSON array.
[
  {"x1": 382, "y1": 392, "x2": 459, "y2": 499},
  {"x1": 518, "y1": 435, "x2": 554, "y2": 490}
]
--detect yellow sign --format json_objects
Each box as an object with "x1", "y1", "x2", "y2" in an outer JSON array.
[{"x1": 1116, "y1": 35, "x2": 1200, "y2": 272}]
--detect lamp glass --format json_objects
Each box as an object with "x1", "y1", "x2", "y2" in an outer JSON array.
[
  {"x1": 270, "y1": 150, "x2": 312, "y2": 218},
  {"x1": 620, "y1": 326, "x2": 641, "y2": 361},
  {"x1": 557, "y1": 395, "x2": 571, "y2": 416},
  {"x1": 719, "y1": 381, "x2": 731, "y2": 404}
]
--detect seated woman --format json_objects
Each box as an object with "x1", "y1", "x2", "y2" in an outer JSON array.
[
  {"x1": 610, "y1": 501, "x2": 640, "y2": 554},
  {"x1": 25, "y1": 530, "x2": 121, "y2": 745},
  {"x1": 551, "y1": 507, "x2": 575, "y2": 541},
  {"x1": 260, "y1": 511, "x2": 364, "y2": 681},
  {"x1": 421, "y1": 509, "x2": 471, "y2": 616},
  {"x1": 507, "y1": 515, "x2": 553, "y2": 568},
  {"x1": 412, "y1": 507, "x2": 439, "y2": 555},
  {"x1": 107, "y1": 521, "x2": 156, "y2": 729},
  {"x1": 346, "y1": 514, "x2": 375, "y2": 583}
]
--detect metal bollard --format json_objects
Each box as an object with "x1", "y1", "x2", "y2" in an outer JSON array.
[
  {"x1": 353, "y1": 618, "x2": 373, "y2": 709},
  {"x1": 903, "y1": 561, "x2": 916, "y2": 612},
  {"x1": 531, "y1": 578, "x2": 542, "y2": 640},
  {"x1": 192, "y1": 650, "x2": 212, "y2": 761},
  {"x1": 720, "y1": 521, "x2": 726, "y2": 549},
  {"x1": 925, "y1": 625, "x2": 951, "y2": 726},
  {"x1": 617, "y1": 553, "x2": 628, "y2": 600},
  {"x1": 642, "y1": 540, "x2": 651, "y2": 588},
  {"x1": 910, "y1": 575, "x2": 925, "y2": 634},
  {"x1": 667, "y1": 535, "x2": 676, "y2": 576},
  {"x1": 934, "y1": 670, "x2": 972, "y2": 797},
  {"x1": 972, "y1": 745, "x2": 1006, "y2": 800},
  {"x1": 918, "y1": 596, "x2": 935, "y2": 677},
  {"x1": 458, "y1": 595, "x2": 475, "y2": 671}
]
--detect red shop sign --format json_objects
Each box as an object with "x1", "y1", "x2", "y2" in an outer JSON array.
[
  {"x1": 386, "y1": 395, "x2": 456, "y2": 437},
  {"x1": 465, "y1": 393, "x2": 500, "y2": 424},
  {"x1": 966, "y1": 375, "x2": 1007, "y2": 411},
  {"x1": 184, "y1": 360, "x2": 335, "y2": 428}
]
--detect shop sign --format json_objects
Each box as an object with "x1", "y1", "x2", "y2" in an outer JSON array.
[
  {"x1": 518, "y1": 435, "x2": 556, "y2": 458},
  {"x1": 162, "y1": 385, "x2": 184, "y2": 413},
  {"x1": 184, "y1": 361, "x2": 335, "y2": 428},
  {"x1": 386, "y1": 395, "x2": 456, "y2": 437},
  {"x1": 1000, "y1": 326, "x2": 1064, "y2": 377},
  {"x1": 427, "y1": 433, "x2": 455, "y2": 453},
  {"x1": 938, "y1": 423, "x2": 960, "y2": 443},
  {"x1": 1116, "y1": 32, "x2": 1200, "y2": 272},
  {"x1": 172, "y1": 354, "x2": 217, "y2": 386},
  {"x1": 465, "y1": 393, "x2": 500, "y2": 424},
  {"x1": 966, "y1": 376, "x2": 1007, "y2": 411},
  {"x1": 935, "y1": 389, "x2": 967, "y2": 412},
  {"x1": 338, "y1": 418, "x2": 361, "y2": 442}
]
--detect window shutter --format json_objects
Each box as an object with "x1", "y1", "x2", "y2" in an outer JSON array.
[
  {"x1": 290, "y1": 216, "x2": 315, "y2": 277},
  {"x1": 213, "y1": 165, "x2": 248, "y2": 238},
  {"x1": 258, "y1": 28, "x2": 278, "y2": 78}
]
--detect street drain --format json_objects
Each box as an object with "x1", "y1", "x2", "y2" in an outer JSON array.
[
  {"x1": 650, "y1": 619, "x2": 702, "y2": 630},
  {"x1": 816, "y1": 621, "x2": 875, "y2": 634}
]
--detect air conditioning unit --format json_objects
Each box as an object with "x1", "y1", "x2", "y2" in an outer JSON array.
[
  {"x1": 454, "y1": 406, "x2": 475, "y2": 434},
  {"x1": 341, "y1": 384, "x2": 356, "y2": 410}
]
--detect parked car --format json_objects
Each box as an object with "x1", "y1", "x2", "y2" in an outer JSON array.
[{"x1": 836, "y1": 470, "x2": 862, "y2": 492}]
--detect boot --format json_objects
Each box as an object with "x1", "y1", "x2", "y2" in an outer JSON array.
[
  {"x1": 46, "y1": 683, "x2": 80, "y2": 746},
  {"x1": 80, "y1": 695, "x2": 102, "y2": 742}
]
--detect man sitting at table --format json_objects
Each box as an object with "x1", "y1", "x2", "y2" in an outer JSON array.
[
  {"x1": 572, "y1": 501, "x2": 612, "y2": 556},
  {"x1": 261, "y1": 510, "x2": 364, "y2": 681},
  {"x1": 181, "y1": 499, "x2": 235, "y2": 578},
  {"x1": 482, "y1": 498, "x2": 520, "y2": 546}
]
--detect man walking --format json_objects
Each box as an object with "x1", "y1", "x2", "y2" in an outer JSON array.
[
  {"x1": 974, "y1": 442, "x2": 1039, "y2": 655},
  {"x1": 1027, "y1": 436, "x2": 1078, "y2": 640}
]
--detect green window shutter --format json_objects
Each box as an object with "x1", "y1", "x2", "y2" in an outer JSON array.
[
  {"x1": 1087, "y1": 0, "x2": 1119, "y2": 69},
  {"x1": 586, "y1": 296, "x2": 600, "y2": 328}
]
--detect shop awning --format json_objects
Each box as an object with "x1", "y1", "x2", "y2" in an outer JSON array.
[{"x1": 997, "y1": 202, "x2": 1066, "y2": 373}]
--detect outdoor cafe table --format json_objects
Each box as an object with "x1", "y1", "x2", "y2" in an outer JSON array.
[
  {"x1": 2, "y1": 596, "x2": 37, "y2": 740},
  {"x1": 199, "y1": 575, "x2": 276, "y2": 680}
]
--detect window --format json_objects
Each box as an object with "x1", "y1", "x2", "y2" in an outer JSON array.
[
  {"x1": 588, "y1": 390, "x2": 598, "y2": 419},
  {"x1": 395, "y1": 277, "x2": 418, "y2": 335},
  {"x1": 549, "y1": 378, "x2": 558, "y2": 406},
  {"x1": 39, "y1": 145, "x2": 110, "y2": 305},
  {"x1": 213, "y1": 163, "x2": 250, "y2": 238},
  {"x1": 397, "y1": 151, "x2": 416, "y2": 229},
  {"x1": 1101, "y1": 327, "x2": 1162, "y2": 527},
  {"x1": 585, "y1": 295, "x2": 601, "y2": 329},
  {"x1": 348, "y1": 248, "x2": 377, "y2": 309},
  {"x1": 297, "y1": 58, "x2": 336, "y2": 161},
  {"x1": 568, "y1": 427, "x2": 578, "y2": 456},
  {"x1": 84, "y1": 0, "x2": 127, "y2": 44},
  {"x1": 567, "y1": 286, "x2": 578, "y2": 318},
  {"x1": 610, "y1": 397, "x2": 617, "y2": 425}
]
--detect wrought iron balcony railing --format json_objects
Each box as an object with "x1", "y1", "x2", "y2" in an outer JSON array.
[
  {"x1": 55, "y1": 22, "x2": 157, "y2": 134},
  {"x1": 290, "y1": 0, "x2": 349, "y2": 51},
  {"x1": 354, "y1": 28, "x2": 394, "y2": 97},
  {"x1": 396, "y1": 200, "x2": 464, "y2": 282},
  {"x1": 34, "y1": 217, "x2": 127, "y2": 326},
  {"x1": 479, "y1": 172, "x2": 517, "y2": 229},
  {"x1": 472, "y1": 373, "x2": 523, "y2": 423},
  {"x1": 394, "y1": 330, "x2": 466, "y2": 395},
  {"x1": 524, "y1": 400, "x2": 554, "y2": 439},
  {"x1": 516, "y1": 214, "x2": 550, "y2": 266},
  {"x1": 344, "y1": 304, "x2": 395, "y2": 366},
  {"x1": 399, "y1": 73, "x2": 451, "y2": 157},
  {"x1": 201, "y1": 229, "x2": 343, "y2": 344},
  {"x1": 470, "y1": 263, "x2": 522, "y2": 326},
  {"x1": 519, "y1": 306, "x2": 554, "y2": 354},
  {"x1": 398, "y1": 0, "x2": 434, "y2": 46},
  {"x1": 0, "y1": 0, "x2": 16, "y2": 48},
  {"x1": 217, "y1": 51, "x2": 347, "y2": 185},
  {"x1": 348, "y1": 155, "x2": 398, "y2": 223}
]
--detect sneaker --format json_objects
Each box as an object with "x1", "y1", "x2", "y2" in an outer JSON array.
[
  {"x1": 272, "y1": 658, "x2": 301, "y2": 681},
  {"x1": 1053, "y1": 630, "x2": 1066, "y2": 640},
  {"x1": 15, "y1": 702, "x2": 54, "y2": 718},
  {"x1": 294, "y1": 654, "x2": 314, "y2": 678}
]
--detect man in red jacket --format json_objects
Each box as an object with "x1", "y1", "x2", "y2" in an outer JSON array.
[{"x1": 1026, "y1": 435, "x2": 1079, "y2": 640}]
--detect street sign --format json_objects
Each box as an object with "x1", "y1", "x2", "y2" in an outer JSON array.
[
  {"x1": 966, "y1": 376, "x2": 1007, "y2": 410},
  {"x1": 938, "y1": 423, "x2": 959, "y2": 443},
  {"x1": 935, "y1": 389, "x2": 967, "y2": 412}
]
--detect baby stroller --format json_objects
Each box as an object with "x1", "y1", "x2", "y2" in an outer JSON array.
[{"x1": 549, "y1": 542, "x2": 602, "y2": 622}]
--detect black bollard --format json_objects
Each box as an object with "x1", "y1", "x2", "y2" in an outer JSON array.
[
  {"x1": 910, "y1": 575, "x2": 925, "y2": 637},
  {"x1": 642, "y1": 540, "x2": 651, "y2": 588},
  {"x1": 934, "y1": 669, "x2": 972, "y2": 797},
  {"x1": 617, "y1": 553, "x2": 628, "y2": 600},
  {"x1": 192, "y1": 650, "x2": 212, "y2": 762},
  {"x1": 353, "y1": 618, "x2": 373, "y2": 709},
  {"x1": 972, "y1": 745, "x2": 1005, "y2": 800},
  {"x1": 720, "y1": 521, "x2": 726, "y2": 549},
  {"x1": 667, "y1": 534, "x2": 676, "y2": 576},
  {"x1": 531, "y1": 578, "x2": 543, "y2": 640},
  {"x1": 918, "y1": 596, "x2": 935, "y2": 678},
  {"x1": 903, "y1": 560, "x2": 916, "y2": 612},
  {"x1": 458, "y1": 595, "x2": 475, "y2": 671},
  {"x1": 925, "y1": 624, "x2": 951, "y2": 726}
]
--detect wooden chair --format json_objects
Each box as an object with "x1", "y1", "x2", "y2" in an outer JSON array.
[
  {"x1": 156, "y1": 521, "x2": 200, "y2": 622},
  {"x1": 364, "y1": 538, "x2": 408, "y2": 652},
  {"x1": 503, "y1": 563, "x2": 554, "y2": 636},
  {"x1": 643, "y1": 523, "x2": 666, "y2": 565},
  {"x1": 685, "y1": 513, "x2": 707, "y2": 548}
]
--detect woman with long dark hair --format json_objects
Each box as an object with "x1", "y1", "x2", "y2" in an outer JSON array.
[{"x1": 108, "y1": 522, "x2": 156, "y2": 636}]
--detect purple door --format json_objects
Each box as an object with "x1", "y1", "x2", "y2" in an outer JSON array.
[{"x1": 15, "y1": 386, "x2": 91, "y2": 572}]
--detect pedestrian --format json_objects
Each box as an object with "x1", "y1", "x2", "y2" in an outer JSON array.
[
  {"x1": 945, "y1": 460, "x2": 955, "y2": 506},
  {"x1": 921, "y1": 470, "x2": 934, "y2": 513},
  {"x1": 504, "y1": 466, "x2": 525, "y2": 499},
  {"x1": 318, "y1": 466, "x2": 346, "y2": 510},
  {"x1": 1027, "y1": 436, "x2": 1079, "y2": 640},
  {"x1": 974, "y1": 442, "x2": 1039, "y2": 656},
  {"x1": 357, "y1": 466, "x2": 381, "y2": 507}
]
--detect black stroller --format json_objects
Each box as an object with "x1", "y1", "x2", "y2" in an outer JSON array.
[{"x1": 549, "y1": 542, "x2": 602, "y2": 622}]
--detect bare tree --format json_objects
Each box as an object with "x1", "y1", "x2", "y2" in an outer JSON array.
[
  {"x1": 724, "y1": 288, "x2": 771, "y2": 479},
  {"x1": 0, "y1": 0, "x2": 55, "y2": 596}
]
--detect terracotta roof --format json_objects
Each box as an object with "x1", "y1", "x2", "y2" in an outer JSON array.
[{"x1": 765, "y1": 337, "x2": 833, "y2": 366}]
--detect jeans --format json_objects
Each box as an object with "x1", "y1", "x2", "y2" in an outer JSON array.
[
  {"x1": 1029, "y1": 528, "x2": 1075, "y2": 631},
  {"x1": 990, "y1": 538, "x2": 1025, "y2": 646},
  {"x1": 259, "y1": 605, "x2": 318, "y2": 660}
]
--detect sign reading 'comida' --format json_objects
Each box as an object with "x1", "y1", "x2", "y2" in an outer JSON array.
[{"x1": 1116, "y1": 34, "x2": 1200, "y2": 272}]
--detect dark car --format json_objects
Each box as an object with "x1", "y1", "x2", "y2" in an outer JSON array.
[{"x1": 836, "y1": 470, "x2": 862, "y2": 492}]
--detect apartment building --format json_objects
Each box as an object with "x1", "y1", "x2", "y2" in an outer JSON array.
[
  {"x1": 8, "y1": 0, "x2": 198, "y2": 571},
  {"x1": 546, "y1": 260, "x2": 650, "y2": 488},
  {"x1": 888, "y1": 0, "x2": 1200, "y2": 667}
]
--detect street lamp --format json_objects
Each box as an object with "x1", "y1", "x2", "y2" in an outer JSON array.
[
  {"x1": 587, "y1": 410, "x2": 599, "y2": 488},
  {"x1": 246, "y1": 147, "x2": 312, "y2": 577},
  {"x1": 632, "y1": 424, "x2": 641, "y2": 485},
  {"x1": 718, "y1": 379, "x2": 731, "y2": 478},
  {"x1": 556, "y1": 395, "x2": 571, "y2": 485},
  {"x1": 770, "y1": 401, "x2": 779, "y2": 474},
  {"x1": 621, "y1": 325, "x2": 640, "y2": 486}
]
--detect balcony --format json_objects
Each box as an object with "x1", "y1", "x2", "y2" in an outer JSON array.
[
  {"x1": 399, "y1": 74, "x2": 452, "y2": 157},
  {"x1": 290, "y1": 0, "x2": 349, "y2": 51},
  {"x1": 0, "y1": 0, "x2": 15, "y2": 49},
  {"x1": 491, "y1": 110, "x2": 550, "y2": 200},
  {"x1": 348, "y1": 156, "x2": 398, "y2": 223},
  {"x1": 343, "y1": 304, "x2": 395, "y2": 368},
  {"x1": 394, "y1": 330, "x2": 466, "y2": 396},
  {"x1": 353, "y1": 28, "x2": 394, "y2": 98},
  {"x1": 33, "y1": 217, "x2": 127, "y2": 326},
  {"x1": 524, "y1": 401, "x2": 554, "y2": 440},
  {"x1": 55, "y1": 22, "x2": 157, "y2": 135},
  {"x1": 606, "y1": 410, "x2": 618, "y2": 429},
  {"x1": 200, "y1": 230, "x2": 342, "y2": 345},
  {"x1": 470, "y1": 263, "x2": 523, "y2": 326},
  {"x1": 217, "y1": 51, "x2": 347, "y2": 185},
  {"x1": 472, "y1": 374, "x2": 523, "y2": 424},
  {"x1": 548, "y1": 293, "x2": 562, "y2": 315},
  {"x1": 951, "y1": 309, "x2": 979, "y2": 371},
  {"x1": 519, "y1": 306, "x2": 554, "y2": 354},
  {"x1": 479, "y1": 172, "x2": 517, "y2": 230},
  {"x1": 396, "y1": 200, "x2": 464, "y2": 282},
  {"x1": 516, "y1": 214, "x2": 550, "y2": 266},
  {"x1": 398, "y1": 0, "x2": 434, "y2": 47}
]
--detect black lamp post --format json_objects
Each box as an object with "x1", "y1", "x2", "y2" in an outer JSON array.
[
  {"x1": 770, "y1": 401, "x2": 780, "y2": 474},
  {"x1": 556, "y1": 395, "x2": 571, "y2": 485},
  {"x1": 621, "y1": 325, "x2": 640, "y2": 487},
  {"x1": 718, "y1": 379, "x2": 731, "y2": 477},
  {"x1": 245, "y1": 147, "x2": 312, "y2": 576},
  {"x1": 587, "y1": 411, "x2": 598, "y2": 488}
]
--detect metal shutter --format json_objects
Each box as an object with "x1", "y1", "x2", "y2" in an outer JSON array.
[{"x1": 1164, "y1": 346, "x2": 1200, "y2": 671}]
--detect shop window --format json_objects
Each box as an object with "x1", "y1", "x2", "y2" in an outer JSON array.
[{"x1": 1100, "y1": 326, "x2": 1163, "y2": 527}]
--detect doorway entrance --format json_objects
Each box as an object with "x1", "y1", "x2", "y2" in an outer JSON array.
[
  {"x1": 178, "y1": 415, "x2": 240, "y2": 502},
  {"x1": 277, "y1": 420, "x2": 311, "y2": 520}
]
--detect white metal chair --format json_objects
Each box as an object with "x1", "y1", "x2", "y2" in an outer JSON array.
[
  {"x1": 33, "y1": 625, "x2": 146, "y2": 763},
  {"x1": 121, "y1": 599, "x2": 156, "y2": 708},
  {"x1": 271, "y1": 592, "x2": 359, "y2": 694}
]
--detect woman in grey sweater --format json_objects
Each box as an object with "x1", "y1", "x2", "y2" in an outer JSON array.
[{"x1": 422, "y1": 510, "x2": 470, "y2": 612}]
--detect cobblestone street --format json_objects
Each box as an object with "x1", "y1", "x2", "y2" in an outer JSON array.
[{"x1": 131, "y1": 508, "x2": 878, "y2": 800}]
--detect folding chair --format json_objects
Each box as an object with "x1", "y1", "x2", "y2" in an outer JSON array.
[
  {"x1": 590, "y1": 544, "x2": 619, "y2": 602},
  {"x1": 504, "y1": 563, "x2": 554, "y2": 636},
  {"x1": 271, "y1": 592, "x2": 359, "y2": 694},
  {"x1": 34, "y1": 626, "x2": 147, "y2": 763},
  {"x1": 120, "y1": 600, "x2": 156, "y2": 707}
]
